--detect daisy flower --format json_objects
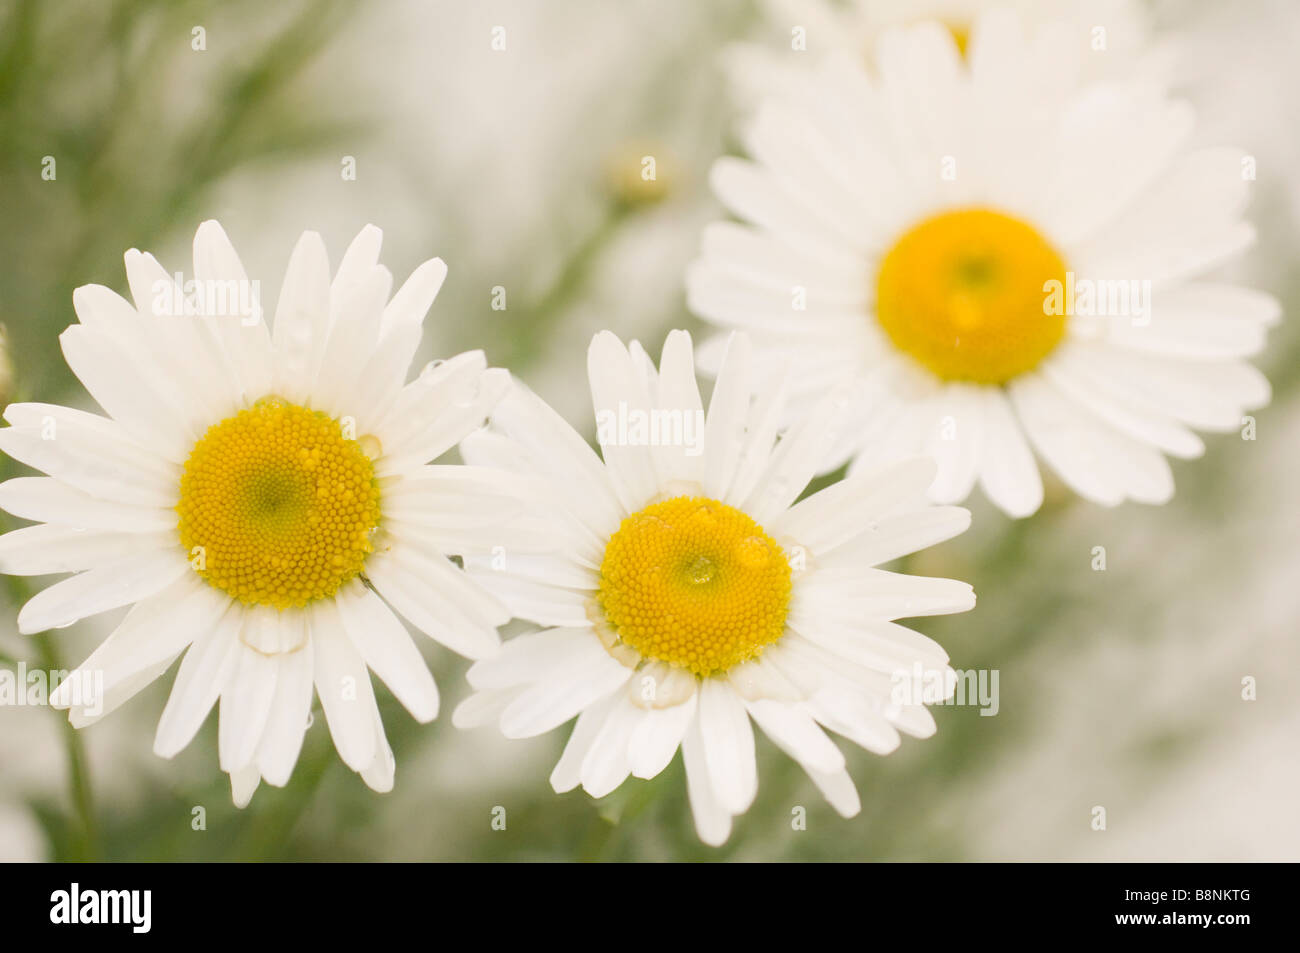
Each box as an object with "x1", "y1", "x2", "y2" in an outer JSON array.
[
  {"x1": 453, "y1": 329, "x2": 974, "y2": 846},
  {"x1": 0, "y1": 221, "x2": 525, "y2": 803},
  {"x1": 689, "y1": 11, "x2": 1278, "y2": 517}
]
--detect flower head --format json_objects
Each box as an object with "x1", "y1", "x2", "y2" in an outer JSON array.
[
  {"x1": 0, "y1": 221, "x2": 524, "y2": 803},
  {"x1": 454, "y1": 330, "x2": 974, "y2": 845},
  {"x1": 690, "y1": 11, "x2": 1277, "y2": 516}
]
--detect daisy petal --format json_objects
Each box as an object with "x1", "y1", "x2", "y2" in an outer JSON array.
[
  {"x1": 154, "y1": 604, "x2": 243, "y2": 758},
  {"x1": 16, "y1": 548, "x2": 189, "y2": 634},
  {"x1": 335, "y1": 580, "x2": 439, "y2": 723},
  {"x1": 682, "y1": 710, "x2": 733, "y2": 847},
  {"x1": 256, "y1": 641, "x2": 315, "y2": 787},
  {"x1": 218, "y1": 634, "x2": 280, "y2": 773},
  {"x1": 309, "y1": 598, "x2": 379, "y2": 772},
  {"x1": 697, "y1": 679, "x2": 758, "y2": 815},
  {"x1": 0, "y1": 477, "x2": 176, "y2": 534}
]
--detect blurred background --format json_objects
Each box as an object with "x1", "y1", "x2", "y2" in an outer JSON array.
[{"x1": 1, "y1": 0, "x2": 1297, "y2": 862}]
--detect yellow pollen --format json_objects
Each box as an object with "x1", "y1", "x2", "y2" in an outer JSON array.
[
  {"x1": 176, "y1": 398, "x2": 382, "y2": 610},
  {"x1": 875, "y1": 207, "x2": 1069, "y2": 384},
  {"x1": 597, "y1": 496, "x2": 792, "y2": 678}
]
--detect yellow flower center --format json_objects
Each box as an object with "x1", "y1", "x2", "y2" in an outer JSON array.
[
  {"x1": 874, "y1": 207, "x2": 1069, "y2": 384},
  {"x1": 176, "y1": 398, "x2": 382, "y2": 610},
  {"x1": 597, "y1": 496, "x2": 792, "y2": 678}
]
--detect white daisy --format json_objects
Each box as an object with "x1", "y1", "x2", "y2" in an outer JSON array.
[
  {"x1": 689, "y1": 10, "x2": 1278, "y2": 517},
  {"x1": 0, "y1": 221, "x2": 530, "y2": 804},
  {"x1": 453, "y1": 329, "x2": 974, "y2": 846}
]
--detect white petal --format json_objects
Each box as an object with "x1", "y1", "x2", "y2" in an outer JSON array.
[
  {"x1": 588, "y1": 331, "x2": 660, "y2": 511},
  {"x1": 579, "y1": 695, "x2": 643, "y2": 798},
  {"x1": 923, "y1": 384, "x2": 985, "y2": 505},
  {"x1": 727, "y1": 653, "x2": 804, "y2": 703},
  {"x1": 60, "y1": 320, "x2": 195, "y2": 463},
  {"x1": 742, "y1": 385, "x2": 850, "y2": 524},
  {"x1": 1010, "y1": 371, "x2": 1175, "y2": 506},
  {"x1": 1042, "y1": 353, "x2": 1206, "y2": 460},
  {"x1": 464, "y1": 552, "x2": 596, "y2": 591},
  {"x1": 701, "y1": 333, "x2": 753, "y2": 501},
  {"x1": 651, "y1": 330, "x2": 706, "y2": 486},
  {"x1": 256, "y1": 640, "x2": 315, "y2": 787},
  {"x1": 154, "y1": 604, "x2": 243, "y2": 758},
  {"x1": 681, "y1": 709, "x2": 733, "y2": 847},
  {"x1": 330, "y1": 224, "x2": 384, "y2": 301},
  {"x1": 49, "y1": 573, "x2": 229, "y2": 708},
  {"x1": 772, "y1": 457, "x2": 936, "y2": 555},
  {"x1": 0, "y1": 524, "x2": 176, "y2": 576},
  {"x1": 359, "y1": 711, "x2": 396, "y2": 794},
  {"x1": 334, "y1": 580, "x2": 438, "y2": 723},
  {"x1": 381, "y1": 256, "x2": 446, "y2": 338},
  {"x1": 0, "y1": 403, "x2": 178, "y2": 507},
  {"x1": 192, "y1": 220, "x2": 272, "y2": 400},
  {"x1": 458, "y1": 571, "x2": 591, "y2": 628},
  {"x1": 746, "y1": 699, "x2": 845, "y2": 775},
  {"x1": 474, "y1": 379, "x2": 626, "y2": 543},
  {"x1": 122, "y1": 251, "x2": 244, "y2": 422},
  {"x1": 787, "y1": 610, "x2": 949, "y2": 671},
  {"x1": 452, "y1": 685, "x2": 518, "y2": 730},
  {"x1": 498, "y1": 642, "x2": 632, "y2": 739},
  {"x1": 975, "y1": 387, "x2": 1044, "y2": 518},
  {"x1": 697, "y1": 679, "x2": 758, "y2": 815},
  {"x1": 230, "y1": 764, "x2": 261, "y2": 808},
  {"x1": 0, "y1": 476, "x2": 176, "y2": 533},
  {"x1": 347, "y1": 256, "x2": 447, "y2": 428},
  {"x1": 271, "y1": 231, "x2": 331, "y2": 403},
  {"x1": 806, "y1": 766, "x2": 861, "y2": 818},
  {"x1": 549, "y1": 694, "x2": 617, "y2": 793},
  {"x1": 812, "y1": 505, "x2": 971, "y2": 569},
  {"x1": 629, "y1": 691, "x2": 698, "y2": 780},
  {"x1": 797, "y1": 567, "x2": 976, "y2": 620},
  {"x1": 1056, "y1": 342, "x2": 1267, "y2": 431},
  {"x1": 371, "y1": 350, "x2": 483, "y2": 452},
  {"x1": 465, "y1": 625, "x2": 597, "y2": 691},
  {"x1": 365, "y1": 543, "x2": 505, "y2": 660},
  {"x1": 385, "y1": 466, "x2": 560, "y2": 557},
  {"x1": 218, "y1": 636, "x2": 280, "y2": 773},
  {"x1": 17, "y1": 548, "x2": 189, "y2": 634},
  {"x1": 309, "y1": 598, "x2": 379, "y2": 771},
  {"x1": 375, "y1": 367, "x2": 510, "y2": 473},
  {"x1": 806, "y1": 688, "x2": 901, "y2": 756},
  {"x1": 67, "y1": 653, "x2": 179, "y2": 728},
  {"x1": 314, "y1": 264, "x2": 390, "y2": 418},
  {"x1": 710, "y1": 157, "x2": 851, "y2": 263}
]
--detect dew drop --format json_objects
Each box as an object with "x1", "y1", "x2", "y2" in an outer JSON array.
[{"x1": 685, "y1": 555, "x2": 717, "y2": 585}]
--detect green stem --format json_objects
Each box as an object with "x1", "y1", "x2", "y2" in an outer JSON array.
[
  {"x1": 35, "y1": 627, "x2": 98, "y2": 861},
  {"x1": 3, "y1": 507, "x2": 97, "y2": 861},
  {"x1": 498, "y1": 201, "x2": 636, "y2": 373},
  {"x1": 577, "y1": 810, "x2": 618, "y2": 862},
  {"x1": 232, "y1": 725, "x2": 334, "y2": 861}
]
